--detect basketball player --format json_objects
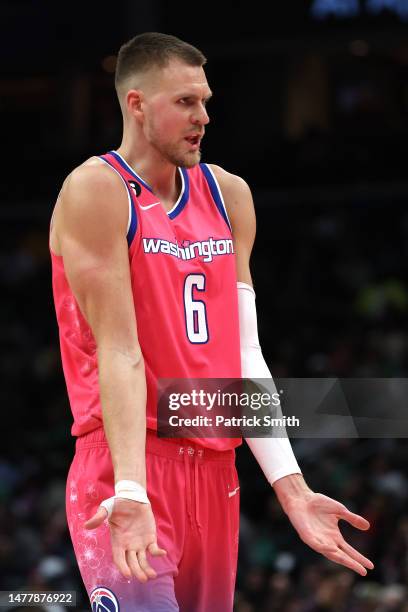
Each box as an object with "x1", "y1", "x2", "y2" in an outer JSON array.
[{"x1": 50, "y1": 33, "x2": 373, "y2": 611}]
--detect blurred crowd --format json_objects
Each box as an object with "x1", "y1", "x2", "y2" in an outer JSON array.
[
  {"x1": 235, "y1": 437, "x2": 408, "y2": 611},
  {"x1": 1, "y1": 190, "x2": 407, "y2": 611},
  {"x1": 2, "y1": 2, "x2": 408, "y2": 610}
]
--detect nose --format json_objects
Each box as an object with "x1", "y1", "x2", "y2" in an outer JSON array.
[{"x1": 192, "y1": 102, "x2": 210, "y2": 126}]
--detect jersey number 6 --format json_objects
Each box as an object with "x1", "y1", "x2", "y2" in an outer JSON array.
[{"x1": 183, "y1": 273, "x2": 209, "y2": 344}]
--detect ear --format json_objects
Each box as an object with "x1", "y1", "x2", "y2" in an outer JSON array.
[{"x1": 126, "y1": 89, "x2": 144, "y2": 120}]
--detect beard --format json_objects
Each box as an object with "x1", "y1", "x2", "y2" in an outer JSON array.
[
  {"x1": 148, "y1": 122, "x2": 202, "y2": 168},
  {"x1": 166, "y1": 146, "x2": 201, "y2": 168},
  {"x1": 154, "y1": 139, "x2": 201, "y2": 168}
]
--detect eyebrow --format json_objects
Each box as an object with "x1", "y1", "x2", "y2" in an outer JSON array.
[{"x1": 176, "y1": 91, "x2": 213, "y2": 101}]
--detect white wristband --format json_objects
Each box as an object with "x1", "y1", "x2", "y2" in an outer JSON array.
[
  {"x1": 115, "y1": 480, "x2": 150, "y2": 504},
  {"x1": 100, "y1": 496, "x2": 116, "y2": 517},
  {"x1": 99, "y1": 480, "x2": 150, "y2": 518}
]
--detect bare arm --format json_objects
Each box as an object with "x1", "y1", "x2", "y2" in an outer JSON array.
[
  {"x1": 58, "y1": 162, "x2": 146, "y2": 485},
  {"x1": 209, "y1": 165, "x2": 255, "y2": 285},
  {"x1": 57, "y1": 161, "x2": 165, "y2": 580},
  {"x1": 210, "y1": 163, "x2": 305, "y2": 490},
  {"x1": 209, "y1": 164, "x2": 373, "y2": 576}
]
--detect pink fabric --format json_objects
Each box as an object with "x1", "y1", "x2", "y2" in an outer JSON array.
[
  {"x1": 67, "y1": 428, "x2": 240, "y2": 611},
  {"x1": 51, "y1": 155, "x2": 241, "y2": 450}
]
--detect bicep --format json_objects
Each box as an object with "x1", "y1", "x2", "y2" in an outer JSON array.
[
  {"x1": 230, "y1": 182, "x2": 256, "y2": 285},
  {"x1": 59, "y1": 168, "x2": 140, "y2": 358}
]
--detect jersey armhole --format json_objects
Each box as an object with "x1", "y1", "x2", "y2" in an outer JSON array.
[
  {"x1": 199, "y1": 163, "x2": 232, "y2": 232},
  {"x1": 98, "y1": 156, "x2": 138, "y2": 247}
]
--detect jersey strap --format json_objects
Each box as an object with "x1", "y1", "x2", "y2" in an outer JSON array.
[{"x1": 199, "y1": 163, "x2": 231, "y2": 231}]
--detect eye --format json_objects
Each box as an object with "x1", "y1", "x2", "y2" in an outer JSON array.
[{"x1": 178, "y1": 97, "x2": 192, "y2": 105}]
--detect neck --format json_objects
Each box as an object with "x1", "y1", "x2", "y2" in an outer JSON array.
[{"x1": 117, "y1": 130, "x2": 179, "y2": 206}]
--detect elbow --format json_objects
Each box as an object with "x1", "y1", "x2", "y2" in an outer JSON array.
[
  {"x1": 97, "y1": 343, "x2": 145, "y2": 369},
  {"x1": 124, "y1": 346, "x2": 145, "y2": 370}
]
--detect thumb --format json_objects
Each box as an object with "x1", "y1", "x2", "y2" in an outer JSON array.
[
  {"x1": 340, "y1": 508, "x2": 370, "y2": 531},
  {"x1": 321, "y1": 495, "x2": 371, "y2": 531},
  {"x1": 148, "y1": 541, "x2": 167, "y2": 557},
  {"x1": 84, "y1": 506, "x2": 108, "y2": 530}
]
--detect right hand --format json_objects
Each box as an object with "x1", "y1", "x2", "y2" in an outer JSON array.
[{"x1": 84, "y1": 498, "x2": 167, "y2": 581}]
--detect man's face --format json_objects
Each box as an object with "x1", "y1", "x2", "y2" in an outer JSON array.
[{"x1": 141, "y1": 59, "x2": 212, "y2": 168}]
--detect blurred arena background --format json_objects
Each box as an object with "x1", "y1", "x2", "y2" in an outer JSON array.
[{"x1": 1, "y1": 1, "x2": 408, "y2": 610}]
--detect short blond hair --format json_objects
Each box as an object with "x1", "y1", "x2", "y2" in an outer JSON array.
[{"x1": 115, "y1": 32, "x2": 206, "y2": 96}]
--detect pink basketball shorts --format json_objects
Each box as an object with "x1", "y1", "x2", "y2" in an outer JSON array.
[{"x1": 66, "y1": 428, "x2": 240, "y2": 611}]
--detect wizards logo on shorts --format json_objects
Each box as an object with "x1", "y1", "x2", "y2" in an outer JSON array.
[{"x1": 90, "y1": 587, "x2": 120, "y2": 612}]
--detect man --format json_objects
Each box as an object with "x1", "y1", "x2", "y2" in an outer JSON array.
[{"x1": 50, "y1": 33, "x2": 373, "y2": 611}]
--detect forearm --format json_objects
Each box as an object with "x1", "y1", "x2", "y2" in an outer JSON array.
[
  {"x1": 98, "y1": 347, "x2": 147, "y2": 487},
  {"x1": 238, "y1": 282, "x2": 301, "y2": 484}
]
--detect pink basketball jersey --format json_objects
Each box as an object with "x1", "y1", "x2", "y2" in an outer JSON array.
[{"x1": 51, "y1": 151, "x2": 242, "y2": 450}]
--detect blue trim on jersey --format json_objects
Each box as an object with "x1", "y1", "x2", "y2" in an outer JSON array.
[
  {"x1": 109, "y1": 151, "x2": 154, "y2": 193},
  {"x1": 168, "y1": 167, "x2": 190, "y2": 220},
  {"x1": 98, "y1": 155, "x2": 138, "y2": 247},
  {"x1": 199, "y1": 163, "x2": 231, "y2": 231},
  {"x1": 127, "y1": 199, "x2": 138, "y2": 247}
]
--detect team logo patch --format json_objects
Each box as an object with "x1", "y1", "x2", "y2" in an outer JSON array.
[
  {"x1": 128, "y1": 180, "x2": 141, "y2": 197},
  {"x1": 90, "y1": 587, "x2": 120, "y2": 612}
]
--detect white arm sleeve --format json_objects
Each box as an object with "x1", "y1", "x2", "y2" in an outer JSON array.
[{"x1": 238, "y1": 282, "x2": 302, "y2": 485}]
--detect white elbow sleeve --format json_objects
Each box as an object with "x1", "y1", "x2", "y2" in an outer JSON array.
[{"x1": 237, "y1": 282, "x2": 301, "y2": 485}]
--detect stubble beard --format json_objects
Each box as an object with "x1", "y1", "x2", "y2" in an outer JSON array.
[
  {"x1": 156, "y1": 140, "x2": 201, "y2": 168},
  {"x1": 149, "y1": 125, "x2": 201, "y2": 168}
]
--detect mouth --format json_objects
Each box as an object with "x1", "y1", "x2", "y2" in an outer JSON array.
[{"x1": 184, "y1": 133, "x2": 202, "y2": 150}]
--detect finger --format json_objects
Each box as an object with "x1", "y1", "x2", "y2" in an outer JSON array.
[
  {"x1": 317, "y1": 495, "x2": 370, "y2": 531},
  {"x1": 339, "y1": 539, "x2": 374, "y2": 570},
  {"x1": 323, "y1": 546, "x2": 368, "y2": 576},
  {"x1": 126, "y1": 550, "x2": 148, "y2": 583},
  {"x1": 137, "y1": 550, "x2": 157, "y2": 579},
  {"x1": 100, "y1": 497, "x2": 115, "y2": 517},
  {"x1": 84, "y1": 507, "x2": 108, "y2": 530},
  {"x1": 112, "y1": 546, "x2": 132, "y2": 579},
  {"x1": 147, "y1": 541, "x2": 167, "y2": 557},
  {"x1": 339, "y1": 508, "x2": 370, "y2": 531},
  {"x1": 330, "y1": 499, "x2": 370, "y2": 530}
]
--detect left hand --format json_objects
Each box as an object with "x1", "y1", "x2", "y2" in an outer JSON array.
[{"x1": 284, "y1": 491, "x2": 374, "y2": 576}]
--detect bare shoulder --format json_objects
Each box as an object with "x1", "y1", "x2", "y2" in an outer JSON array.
[
  {"x1": 209, "y1": 164, "x2": 252, "y2": 204},
  {"x1": 51, "y1": 157, "x2": 128, "y2": 253},
  {"x1": 62, "y1": 156, "x2": 125, "y2": 212},
  {"x1": 208, "y1": 163, "x2": 256, "y2": 235}
]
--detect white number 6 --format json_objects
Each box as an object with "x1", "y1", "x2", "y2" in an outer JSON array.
[{"x1": 183, "y1": 274, "x2": 209, "y2": 344}]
